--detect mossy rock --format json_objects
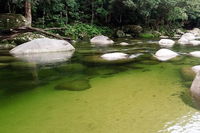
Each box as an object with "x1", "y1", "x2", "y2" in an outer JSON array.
[
  {"x1": 58, "y1": 63, "x2": 87, "y2": 73},
  {"x1": 12, "y1": 32, "x2": 45, "y2": 45},
  {"x1": 0, "y1": 13, "x2": 27, "y2": 31},
  {"x1": 10, "y1": 62, "x2": 36, "y2": 70},
  {"x1": 55, "y1": 79, "x2": 91, "y2": 91},
  {"x1": 38, "y1": 68, "x2": 60, "y2": 81},
  {"x1": 140, "y1": 60, "x2": 159, "y2": 65},
  {"x1": 82, "y1": 55, "x2": 136, "y2": 65},
  {"x1": 87, "y1": 67, "x2": 118, "y2": 76},
  {"x1": 183, "y1": 81, "x2": 193, "y2": 88},
  {"x1": 180, "y1": 67, "x2": 196, "y2": 81},
  {"x1": 0, "y1": 43, "x2": 15, "y2": 49},
  {"x1": 139, "y1": 33, "x2": 155, "y2": 38},
  {"x1": 0, "y1": 56, "x2": 16, "y2": 62},
  {"x1": 0, "y1": 63, "x2": 9, "y2": 68}
]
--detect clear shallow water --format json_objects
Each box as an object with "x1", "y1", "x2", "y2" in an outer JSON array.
[{"x1": 0, "y1": 39, "x2": 200, "y2": 133}]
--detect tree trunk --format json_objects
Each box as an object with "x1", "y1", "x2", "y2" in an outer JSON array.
[
  {"x1": 91, "y1": 1, "x2": 94, "y2": 25},
  {"x1": 25, "y1": 0, "x2": 32, "y2": 27}
]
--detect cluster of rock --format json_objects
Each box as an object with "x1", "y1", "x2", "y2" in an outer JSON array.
[{"x1": 158, "y1": 28, "x2": 200, "y2": 48}]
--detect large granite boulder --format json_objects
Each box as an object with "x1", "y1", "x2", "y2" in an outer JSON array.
[
  {"x1": 192, "y1": 65, "x2": 200, "y2": 74},
  {"x1": 90, "y1": 35, "x2": 114, "y2": 46},
  {"x1": 190, "y1": 72, "x2": 200, "y2": 103},
  {"x1": 10, "y1": 38, "x2": 75, "y2": 54},
  {"x1": 154, "y1": 49, "x2": 179, "y2": 61},
  {"x1": 159, "y1": 39, "x2": 175, "y2": 48},
  {"x1": 0, "y1": 13, "x2": 27, "y2": 31}
]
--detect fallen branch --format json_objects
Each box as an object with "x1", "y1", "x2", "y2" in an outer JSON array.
[
  {"x1": 26, "y1": 27, "x2": 71, "y2": 41},
  {"x1": 0, "y1": 26, "x2": 71, "y2": 41}
]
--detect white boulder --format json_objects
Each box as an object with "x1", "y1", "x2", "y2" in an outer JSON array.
[
  {"x1": 119, "y1": 42, "x2": 129, "y2": 46},
  {"x1": 159, "y1": 39, "x2": 175, "y2": 47},
  {"x1": 189, "y1": 40, "x2": 200, "y2": 46},
  {"x1": 101, "y1": 53, "x2": 128, "y2": 61},
  {"x1": 178, "y1": 33, "x2": 195, "y2": 45},
  {"x1": 181, "y1": 33, "x2": 196, "y2": 40},
  {"x1": 90, "y1": 35, "x2": 114, "y2": 46},
  {"x1": 154, "y1": 49, "x2": 178, "y2": 61},
  {"x1": 178, "y1": 37, "x2": 190, "y2": 45},
  {"x1": 160, "y1": 36, "x2": 169, "y2": 39},
  {"x1": 192, "y1": 65, "x2": 200, "y2": 74},
  {"x1": 190, "y1": 51, "x2": 200, "y2": 58},
  {"x1": 188, "y1": 28, "x2": 200, "y2": 36},
  {"x1": 190, "y1": 72, "x2": 200, "y2": 103},
  {"x1": 10, "y1": 38, "x2": 75, "y2": 54}
]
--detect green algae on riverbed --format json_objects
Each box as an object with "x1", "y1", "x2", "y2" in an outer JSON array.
[
  {"x1": 0, "y1": 39, "x2": 200, "y2": 133},
  {"x1": 0, "y1": 63, "x2": 198, "y2": 133}
]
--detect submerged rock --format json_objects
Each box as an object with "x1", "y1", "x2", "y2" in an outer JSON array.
[
  {"x1": 10, "y1": 38, "x2": 75, "y2": 54},
  {"x1": 90, "y1": 35, "x2": 114, "y2": 46},
  {"x1": 180, "y1": 67, "x2": 196, "y2": 81},
  {"x1": 159, "y1": 39, "x2": 175, "y2": 48},
  {"x1": 55, "y1": 79, "x2": 91, "y2": 91},
  {"x1": 154, "y1": 49, "x2": 179, "y2": 61},
  {"x1": 190, "y1": 51, "x2": 200, "y2": 58},
  {"x1": 190, "y1": 72, "x2": 200, "y2": 103},
  {"x1": 58, "y1": 63, "x2": 86, "y2": 73}
]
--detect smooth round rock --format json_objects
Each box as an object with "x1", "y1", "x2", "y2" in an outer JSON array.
[
  {"x1": 90, "y1": 35, "x2": 114, "y2": 46},
  {"x1": 159, "y1": 39, "x2": 175, "y2": 48},
  {"x1": 154, "y1": 49, "x2": 178, "y2": 61},
  {"x1": 10, "y1": 38, "x2": 75, "y2": 54},
  {"x1": 119, "y1": 42, "x2": 129, "y2": 46},
  {"x1": 101, "y1": 53, "x2": 128, "y2": 61},
  {"x1": 190, "y1": 51, "x2": 200, "y2": 58},
  {"x1": 192, "y1": 65, "x2": 200, "y2": 74}
]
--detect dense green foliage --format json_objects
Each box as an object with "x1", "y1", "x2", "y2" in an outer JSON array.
[
  {"x1": 0, "y1": 0, "x2": 200, "y2": 37},
  {"x1": 49, "y1": 23, "x2": 113, "y2": 40}
]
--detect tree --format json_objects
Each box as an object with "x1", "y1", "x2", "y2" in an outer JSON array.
[{"x1": 25, "y1": 0, "x2": 32, "y2": 26}]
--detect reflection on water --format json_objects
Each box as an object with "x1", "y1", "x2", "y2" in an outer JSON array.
[
  {"x1": 12, "y1": 50, "x2": 75, "y2": 65},
  {"x1": 159, "y1": 111, "x2": 200, "y2": 133}
]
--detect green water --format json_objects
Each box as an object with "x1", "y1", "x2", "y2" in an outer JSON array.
[{"x1": 0, "y1": 39, "x2": 200, "y2": 133}]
